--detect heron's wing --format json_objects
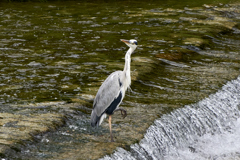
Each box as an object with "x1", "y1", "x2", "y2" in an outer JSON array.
[{"x1": 93, "y1": 71, "x2": 124, "y2": 117}]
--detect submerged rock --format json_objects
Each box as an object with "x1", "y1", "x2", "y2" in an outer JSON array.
[{"x1": 0, "y1": 111, "x2": 65, "y2": 156}]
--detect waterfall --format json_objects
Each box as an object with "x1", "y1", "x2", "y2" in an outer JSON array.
[{"x1": 102, "y1": 76, "x2": 240, "y2": 160}]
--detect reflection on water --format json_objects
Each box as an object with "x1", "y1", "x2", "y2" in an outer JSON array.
[{"x1": 0, "y1": 0, "x2": 240, "y2": 159}]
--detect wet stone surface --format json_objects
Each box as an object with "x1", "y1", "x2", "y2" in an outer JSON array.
[{"x1": 0, "y1": 1, "x2": 240, "y2": 159}]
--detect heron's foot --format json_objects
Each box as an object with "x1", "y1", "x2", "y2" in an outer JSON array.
[
  {"x1": 114, "y1": 108, "x2": 127, "y2": 119},
  {"x1": 121, "y1": 109, "x2": 127, "y2": 119},
  {"x1": 110, "y1": 135, "x2": 114, "y2": 142}
]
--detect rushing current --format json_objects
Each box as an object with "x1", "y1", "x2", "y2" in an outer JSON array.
[{"x1": 102, "y1": 76, "x2": 240, "y2": 159}]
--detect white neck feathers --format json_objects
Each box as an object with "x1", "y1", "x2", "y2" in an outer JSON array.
[{"x1": 123, "y1": 47, "x2": 135, "y2": 90}]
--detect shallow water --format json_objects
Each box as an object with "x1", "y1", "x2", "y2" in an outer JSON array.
[{"x1": 0, "y1": 0, "x2": 240, "y2": 159}]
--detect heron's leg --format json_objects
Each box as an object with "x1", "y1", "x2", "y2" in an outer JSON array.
[
  {"x1": 109, "y1": 115, "x2": 114, "y2": 142},
  {"x1": 114, "y1": 108, "x2": 127, "y2": 119}
]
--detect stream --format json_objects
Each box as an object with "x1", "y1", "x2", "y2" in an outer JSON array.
[{"x1": 0, "y1": 0, "x2": 240, "y2": 159}]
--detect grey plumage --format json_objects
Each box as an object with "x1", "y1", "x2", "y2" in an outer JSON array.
[
  {"x1": 90, "y1": 39, "x2": 138, "y2": 142},
  {"x1": 91, "y1": 71, "x2": 124, "y2": 127}
]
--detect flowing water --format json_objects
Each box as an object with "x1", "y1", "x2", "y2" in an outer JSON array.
[
  {"x1": 102, "y1": 76, "x2": 240, "y2": 160},
  {"x1": 0, "y1": 0, "x2": 240, "y2": 159}
]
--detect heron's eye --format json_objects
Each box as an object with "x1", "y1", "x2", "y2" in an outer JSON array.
[{"x1": 129, "y1": 40, "x2": 137, "y2": 45}]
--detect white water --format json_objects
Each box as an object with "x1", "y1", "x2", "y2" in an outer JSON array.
[{"x1": 102, "y1": 76, "x2": 240, "y2": 160}]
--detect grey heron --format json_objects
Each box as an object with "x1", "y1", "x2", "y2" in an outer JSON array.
[{"x1": 90, "y1": 39, "x2": 138, "y2": 142}]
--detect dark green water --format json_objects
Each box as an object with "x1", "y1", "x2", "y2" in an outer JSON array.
[
  {"x1": 0, "y1": 0, "x2": 238, "y2": 105},
  {"x1": 0, "y1": 0, "x2": 240, "y2": 159}
]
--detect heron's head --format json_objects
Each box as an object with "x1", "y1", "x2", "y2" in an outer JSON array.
[{"x1": 121, "y1": 39, "x2": 138, "y2": 50}]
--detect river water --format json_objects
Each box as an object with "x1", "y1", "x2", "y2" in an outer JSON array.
[{"x1": 0, "y1": 0, "x2": 240, "y2": 159}]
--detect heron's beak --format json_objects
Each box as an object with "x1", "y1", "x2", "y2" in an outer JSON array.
[{"x1": 121, "y1": 39, "x2": 130, "y2": 45}]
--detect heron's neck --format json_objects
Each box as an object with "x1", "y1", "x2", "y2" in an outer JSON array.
[
  {"x1": 123, "y1": 47, "x2": 134, "y2": 72},
  {"x1": 123, "y1": 47, "x2": 134, "y2": 85}
]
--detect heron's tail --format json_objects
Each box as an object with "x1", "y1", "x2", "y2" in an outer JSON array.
[
  {"x1": 91, "y1": 110, "x2": 107, "y2": 127},
  {"x1": 91, "y1": 110, "x2": 99, "y2": 127}
]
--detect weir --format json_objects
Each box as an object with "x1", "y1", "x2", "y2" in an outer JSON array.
[{"x1": 103, "y1": 76, "x2": 240, "y2": 159}]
